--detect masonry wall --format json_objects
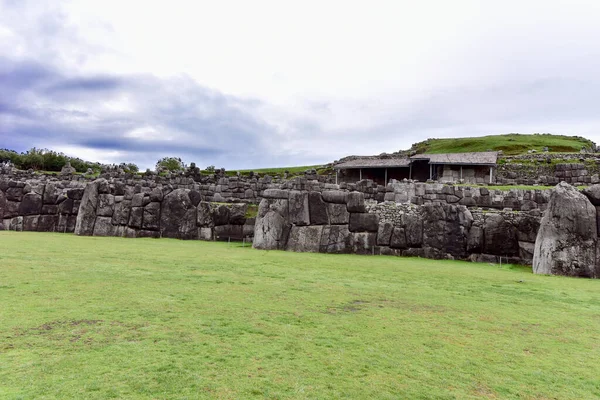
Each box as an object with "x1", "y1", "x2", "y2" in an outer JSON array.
[{"x1": 253, "y1": 189, "x2": 541, "y2": 264}]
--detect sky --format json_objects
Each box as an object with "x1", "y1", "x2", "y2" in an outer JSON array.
[{"x1": 1, "y1": 0, "x2": 600, "y2": 170}]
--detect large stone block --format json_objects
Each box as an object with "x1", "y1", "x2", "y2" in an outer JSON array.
[
  {"x1": 213, "y1": 205, "x2": 230, "y2": 226},
  {"x1": 75, "y1": 179, "x2": 103, "y2": 236},
  {"x1": 253, "y1": 209, "x2": 291, "y2": 250},
  {"x1": 286, "y1": 225, "x2": 324, "y2": 252},
  {"x1": 390, "y1": 227, "x2": 407, "y2": 249},
  {"x1": 377, "y1": 222, "x2": 393, "y2": 246},
  {"x1": 483, "y1": 214, "x2": 518, "y2": 256},
  {"x1": 97, "y1": 194, "x2": 115, "y2": 217},
  {"x1": 319, "y1": 225, "x2": 352, "y2": 253},
  {"x1": 327, "y1": 203, "x2": 349, "y2": 225},
  {"x1": 19, "y1": 193, "x2": 42, "y2": 216},
  {"x1": 93, "y1": 216, "x2": 115, "y2": 237},
  {"x1": 289, "y1": 190, "x2": 310, "y2": 226},
  {"x1": 322, "y1": 190, "x2": 347, "y2": 204},
  {"x1": 351, "y1": 232, "x2": 377, "y2": 254},
  {"x1": 160, "y1": 189, "x2": 197, "y2": 239},
  {"x1": 229, "y1": 203, "x2": 247, "y2": 225},
  {"x1": 214, "y1": 224, "x2": 244, "y2": 240},
  {"x1": 533, "y1": 182, "x2": 599, "y2": 278},
  {"x1": 346, "y1": 191, "x2": 366, "y2": 212},
  {"x1": 142, "y1": 202, "x2": 161, "y2": 231},
  {"x1": 349, "y1": 213, "x2": 379, "y2": 232},
  {"x1": 128, "y1": 207, "x2": 143, "y2": 229},
  {"x1": 309, "y1": 192, "x2": 329, "y2": 225},
  {"x1": 37, "y1": 215, "x2": 58, "y2": 232}
]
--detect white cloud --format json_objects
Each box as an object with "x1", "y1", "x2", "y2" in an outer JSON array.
[{"x1": 2, "y1": 0, "x2": 600, "y2": 169}]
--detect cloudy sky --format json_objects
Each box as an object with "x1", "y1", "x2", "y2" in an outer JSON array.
[{"x1": 1, "y1": 0, "x2": 600, "y2": 169}]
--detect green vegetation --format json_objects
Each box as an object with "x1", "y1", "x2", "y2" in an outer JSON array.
[
  {"x1": 0, "y1": 148, "x2": 103, "y2": 173},
  {"x1": 155, "y1": 156, "x2": 185, "y2": 172},
  {"x1": 411, "y1": 133, "x2": 595, "y2": 155},
  {"x1": 1, "y1": 232, "x2": 600, "y2": 399},
  {"x1": 221, "y1": 164, "x2": 333, "y2": 179}
]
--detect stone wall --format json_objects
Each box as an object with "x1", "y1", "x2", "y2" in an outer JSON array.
[
  {"x1": 0, "y1": 175, "x2": 86, "y2": 232},
  {"x1": 253, "y1": 189, "x2": 541, "y2": 264},
  {"x1": 73, "y1": 179, "x2": 255, "y2": 240}
]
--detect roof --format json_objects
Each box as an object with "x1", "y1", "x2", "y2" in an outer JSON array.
[
  {"x1": 410, "y1": 151, "x2": 498, "y2": 165},
  {"x1": 334, "y1": 158, "x2": 411, "y2": 169}
]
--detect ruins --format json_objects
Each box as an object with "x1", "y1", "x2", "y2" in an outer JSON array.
[{"x1": 1, "y1": 159, "x2": 600, "y2": 278}]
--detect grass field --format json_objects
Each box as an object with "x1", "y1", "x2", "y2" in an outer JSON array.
[
  {"x1": 1, "y1": 232, "x2": 600, "y2": 399},
  {"x1": 412, "y1": 133, "x2": 595, "y2": 155}
]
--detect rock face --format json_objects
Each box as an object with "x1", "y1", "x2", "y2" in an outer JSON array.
[{"x1": 533, "y1": 182, "x2": 599, "y2": 278}]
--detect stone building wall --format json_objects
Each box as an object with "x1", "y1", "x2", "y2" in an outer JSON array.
[{"x1": 253, "y1": 188, "x2": 541, "y2": 264}]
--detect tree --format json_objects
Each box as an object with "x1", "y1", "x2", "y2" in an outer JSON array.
[{"x1": 156, "y1": 157, "x2": 184, "y2": 172}]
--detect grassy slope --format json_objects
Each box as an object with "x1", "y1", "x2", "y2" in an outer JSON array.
[
  {"x1": 412, "y1": 133, "x2": 595, "y2": 155},
  {"x1": 1, "y1": 232, "x2": 600, "y2": 399}
]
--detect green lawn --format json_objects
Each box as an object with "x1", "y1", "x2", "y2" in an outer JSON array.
[
  {"x1": 412, "y1": 133, "x2": 594, "y2": 155},
  {"x1": 1, "y1": 232, "x2": 599, "y2": 399}
]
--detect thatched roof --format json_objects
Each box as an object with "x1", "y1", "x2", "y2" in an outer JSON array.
[
  {"x1": 334, "y1": 158, "x2": 411, "y2": 169},
  {"x1": 410, "y1": 151, "x2": 498, "y2": 166}
]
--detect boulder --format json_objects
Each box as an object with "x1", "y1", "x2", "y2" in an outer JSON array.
[
  {"x1": 533, "y1": 182, "x2": 599, "y2": 277},
  {"x1": 160, "y1": 189, "x2": 197, "y2": 239},
  {"x1": 214, "y1": 224, "x2": 244, "y2": 240},
  {"x1": 75, "y1": 179, "x2": 103, "y2": 235},
  {"x1": 37, "y1": 215, "x2": 58, "y2": 232},
  {"x1": 188, "y1": 190, "x2": 202, "y2": 207},
  {"x1": 351, "y1": 232, "x2": 377, "y2": 254}
]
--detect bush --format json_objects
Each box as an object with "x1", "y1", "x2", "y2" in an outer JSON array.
[{"x1": 156, "y1": 157, "x2": 184, "y2": 172}]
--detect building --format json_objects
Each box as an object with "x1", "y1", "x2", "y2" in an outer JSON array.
[{"x1": 334, "y1": 151, "x2": 498, "y2": 185}]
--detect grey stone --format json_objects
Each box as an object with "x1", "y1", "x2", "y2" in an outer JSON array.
[
  {"x1": 75, "y1": 179, "x2": 103, "y2": 235},
  {"x1": 93, "y1": 216, "x2": 115, "y2": 236},
  {"x1": 96, "y1": 194, "x2": 115, "y2": 217},
  {"x1": 390, "y1": 227, "x2": 407, "y2": 249},
  {"x1": 19, "y1": 193, "x2": 42, "y2": 216},
  {"x1": 309, "y1": 192, "x2": 329, "y2": 225},
  {"x1": 346, "y1": 191, "x2": 366, "y2": 212},
  {"x1": 327, "y1": 203, "x2": 349, "y2": 225},
  {"x1": 319, "y1": 225, "x2": 352, "y2": 253},
  {"x1": 377, "y1": 222, "x2": 394, "y2": 246},
  {"x1": 160, "y1": 189, "x2": 197, "y2": 239},
  {"x1": 253, "y1": 209, "x2": 290, "y2": 250},
  {"x1": 286, "y1": 225, "x2": 324, "y2": 252},
  {"x1": 213, "y1": 205, "x2": 230, "y2": 226},
  {"x1": 142, "y1": 202, "x2": 161, "y2": 231},
  {"x1": 322, "y1": 190, "x2": 347, "y2": 204},
  {"x1": 533, "y1": 182, "x2": 599, "y2": 278},
  {"x1": 289, "y1": 190, "x2": 310, "y2": 226},
  {"x1": 128, "y1": 207, "x2": 143, "y2": 229},
  {"x1": 351, "y1": 232, "x2": 377, "y2": 254},
  {"x1": 229, "y1": 203, "x2": 247, "y2": 225},
  {"x1": 197, "y1": 202, "x2": 214, "y2": 227},
  {"x1": 349, "y1": 213, "x2": 379, "y2": 232}
]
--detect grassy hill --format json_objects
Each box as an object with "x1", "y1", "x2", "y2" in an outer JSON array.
[
  {"x1": 2, "y1": 232, "x2": 600, "y2": 399},
  {"x1": 410, "y1": 133, "x2": 595, "y2": 155}
]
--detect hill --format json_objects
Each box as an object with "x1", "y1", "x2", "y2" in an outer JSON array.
[{"x1": 408, "y1": 133, "x2": 596, "y2": 155}]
